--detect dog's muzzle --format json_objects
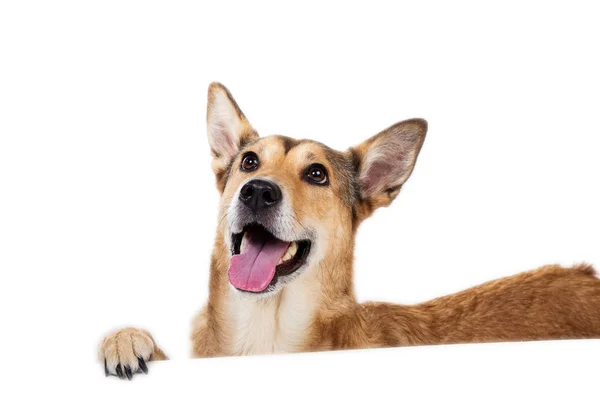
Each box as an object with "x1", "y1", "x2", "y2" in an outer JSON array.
[{"x1": 227, "y1": 179, "x2": 313, "y2": 293}]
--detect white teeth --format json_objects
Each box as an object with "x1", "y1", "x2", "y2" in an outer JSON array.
[
  {"x1": 289, "y1": 242, "x2": 298, "y2": 256},
  {"x1": 240, "y1": 233, "x2": 248, "y2": 252},
  {"x1": 278, "y1": 242, "x2": 298, "y2": 264}
]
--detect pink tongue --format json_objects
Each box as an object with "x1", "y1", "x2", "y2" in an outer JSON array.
[{"x1": 229, "y1": 232, "x2": 290, "y2": 292}]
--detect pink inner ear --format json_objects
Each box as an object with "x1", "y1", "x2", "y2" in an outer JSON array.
[
  {"x1": 359, "y1": 124, "x2": 425, "y2": 197},
  {"x1": 362, "y1": 158, "x2": 403, "y2": 196},
  {"x1": 214, "y1": 123, "x2": 237, "y2": 159}
]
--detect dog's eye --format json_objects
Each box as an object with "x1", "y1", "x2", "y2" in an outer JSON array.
[
  {"x1": 304, "y1": 164, "x2": 328, "y2": 185},
  {"x1": 241, "y1": 153, "x2": 259, "y2": 171}
]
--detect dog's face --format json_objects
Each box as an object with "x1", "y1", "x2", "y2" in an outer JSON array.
[{"x1": 206, "y1": 83, "x2": 427, "y2": 296}]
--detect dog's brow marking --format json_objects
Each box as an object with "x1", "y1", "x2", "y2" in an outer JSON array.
[
  {"x1": 280, "y1": 136, "x2": 299, "y2": 155},
  {"x1": 239, "y1": 131, "x2": 259, "y2": 149}
]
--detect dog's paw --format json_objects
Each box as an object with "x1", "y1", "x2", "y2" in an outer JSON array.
[{"x1": 99, "y1": 327, "x2": 154, "y2": 380}]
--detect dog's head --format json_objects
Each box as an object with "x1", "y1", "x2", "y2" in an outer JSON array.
[{"x1": 206, "y1": 83, "x2": 427, "y2": 296}]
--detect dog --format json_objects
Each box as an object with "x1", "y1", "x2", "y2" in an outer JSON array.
[{"x1": 99, "y1": 82, "x2": 600, "y2": 379}]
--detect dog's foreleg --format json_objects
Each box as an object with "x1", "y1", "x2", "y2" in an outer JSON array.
[
  {"x1": 415, "y1": 264, "x2": 600, "y2": 345},
  {"x1": 327, "y1": 264, "x2": 600, "y2": 349}
]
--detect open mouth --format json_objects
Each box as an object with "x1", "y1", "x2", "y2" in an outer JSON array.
[{"x1": 229, "y1": 224, "x2": 311, "y2": 293}]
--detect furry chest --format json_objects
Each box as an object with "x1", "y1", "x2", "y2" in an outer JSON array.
[{"x1": 227, "y1": 292, "x2": 315, "y2": 356}]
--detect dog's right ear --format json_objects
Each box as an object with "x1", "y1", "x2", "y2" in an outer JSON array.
[{"x1": 207, "y1": 82, "x2": 259, "y2": 191}]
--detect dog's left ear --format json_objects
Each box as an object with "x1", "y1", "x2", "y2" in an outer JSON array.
[
  {"x1": 351, "y1": 118, "x2": 427, "y2": 218},
  {"x1": 207, "y1": 82, "x2": 259, "y2": 191}
]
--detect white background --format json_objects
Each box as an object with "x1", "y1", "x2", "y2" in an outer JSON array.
[{"x1": 1, "y1": 1, "x2": 599, "y2": 399}]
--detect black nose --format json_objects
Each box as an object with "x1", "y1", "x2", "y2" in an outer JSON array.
[{"x1": 239, "y1": 179, "x2": 282, "y2": 213}]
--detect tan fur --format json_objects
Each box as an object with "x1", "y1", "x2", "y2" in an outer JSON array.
[
  {"x1": 99, "y1": 83, "x2": 600, "y2": 377},
  {"x1": 100, "y1": 327, "x2": 167, "y2": 377}
]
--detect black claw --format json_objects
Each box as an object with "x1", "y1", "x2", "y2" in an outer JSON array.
[
  {"x1": 116, "y1": 364, "x2": 124, "y2": 379},
  {"x1": 138, "y1": 356, "x2": 148, "y2": 374},
  {"x1": 124, "y1": 366, "x2": 133, "y2": 380},
  {"x1": 104, "y1": 359, "x2": 109, "y2": 377}
]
